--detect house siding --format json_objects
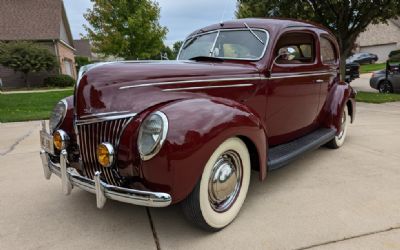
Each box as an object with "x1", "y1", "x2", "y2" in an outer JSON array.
[
  {"x1": 356, "y1": 20, "x2": 400, "y2": 61},
  {"x1": 56, "y1": 41, "x2": 77, "y2": 79}
]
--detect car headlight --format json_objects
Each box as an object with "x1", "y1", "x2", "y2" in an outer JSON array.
[
  {"x1": 138, "y1": 111, "x2": 168, "y2": 160},
  {"x1": 49, "y1": 99, "x2": 67, "y2": 133}
]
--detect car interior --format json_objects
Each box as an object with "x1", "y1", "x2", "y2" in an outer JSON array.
[{"x1": 275, "y1": 32, "x2": 315, "y2": 64}]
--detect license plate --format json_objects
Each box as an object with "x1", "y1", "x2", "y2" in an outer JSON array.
[{"x1": 40, "y1": 131, "x2": 54, "y2": 154}]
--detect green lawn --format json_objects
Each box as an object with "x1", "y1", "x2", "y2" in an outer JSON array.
[
  {"x1": 359, "y1": 63, "x2": 386, "y2": 74},
  {"x1": 0, "y1": 90, "x2": 73, "y2": 123},
  {"x1": 356, "y1": 91, "x2": 400, "y2": 104}
]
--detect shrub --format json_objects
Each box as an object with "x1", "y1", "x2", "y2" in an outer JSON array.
[
  {"x1": 75, "y1": 56, "x2": 91, "y2": 72},
  {"x1": 389, "y1": 49, "x2": 400, "y2": 61},
  {"x1": 44, "y1": 74, "x2": 75, "y2": 88},
  {"x1": 0, "y1": 41, "x2": 57, "y2": 87}
]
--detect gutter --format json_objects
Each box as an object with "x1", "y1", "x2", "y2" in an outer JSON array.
[{"x1": 53, "y1": 40, "x2": 62, "y2": 74}]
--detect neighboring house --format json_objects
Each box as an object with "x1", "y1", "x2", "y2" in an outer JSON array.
[
  {"x1": 74, "y1": 39, "x2": 96, "y2": 60},
  {"x1": 0, "y1": 0, "x2": 76, "y2": 88},
  {"x1": 355, "y1": 18, "x2": 400, "y2": 62}
]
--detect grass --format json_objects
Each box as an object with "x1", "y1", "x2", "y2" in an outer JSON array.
[
  {"x1": 356, "y1": 91, "x2": 400, "y2": 104},
  {"x1": 359, "y1": 63, "x2": 386, "y2": 74},
  {"x1": 0, "y1": 90, "x2": 73, "y2": 123}
]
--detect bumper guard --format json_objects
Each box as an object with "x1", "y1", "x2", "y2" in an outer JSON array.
[{"x1": 40, "y1": 149, "x2": 172, "y2": 208}]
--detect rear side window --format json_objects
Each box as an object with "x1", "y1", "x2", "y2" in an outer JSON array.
[
  {"x1": 320, "y1": 37, "x2": 337, "y2": 64},
  {"x1": 275, "y1": 32, "x2": 315, "y2": 64}
]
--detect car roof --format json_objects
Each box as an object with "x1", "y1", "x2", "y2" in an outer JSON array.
[{"x1": 187, "y1": 18, "x2": 333, "y2": 38}]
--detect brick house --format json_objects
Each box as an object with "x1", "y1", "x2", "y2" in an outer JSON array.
[
  {"x1": 355, "y1": 18, "x2": 400, "y2": 62},
  {"x1": 0, "y1": 0, "x2": 76, "y2": 88},
  {"x1": 74, "y1": 39, "x2": 96, "y2": 61}
]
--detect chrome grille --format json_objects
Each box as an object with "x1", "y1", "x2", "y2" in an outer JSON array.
[{"x1": 76, "y1": 117, "x2": 132, "y2": 186}]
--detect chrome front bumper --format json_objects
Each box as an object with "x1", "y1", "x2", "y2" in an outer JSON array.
[{"x1": 39, "y1": 149, "x2": 172, "y2": 208}]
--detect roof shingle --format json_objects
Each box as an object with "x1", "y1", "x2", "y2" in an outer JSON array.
[{"x1": 0, "y1": 0, "x2": 69, "y2": 42}]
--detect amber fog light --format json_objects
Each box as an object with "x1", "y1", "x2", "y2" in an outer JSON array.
[
  {"x1": 53, "y1": 130, "x2": 69, "y2": 151},
  {"x1": 97, "y1": 143, "x2": 114, "y2": 168}
]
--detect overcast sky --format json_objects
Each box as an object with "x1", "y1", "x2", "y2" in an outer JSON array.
[{"x1": 63, "y1": 0, "x2": 237, "y2": 46}]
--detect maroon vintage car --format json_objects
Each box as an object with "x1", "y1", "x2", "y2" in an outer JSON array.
[{"x1": 40, "y1": 18, "x2": 356, "y2": 231}]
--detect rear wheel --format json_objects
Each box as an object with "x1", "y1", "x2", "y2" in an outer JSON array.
[
  {"x1": 379, "y1": 80, "x2": 393, "y2": 93},
  {"x1": 182, "y1": 137, "x2": 251, "y2": 231},
  {"x1": 327, "y1": 106, "x2": 349, "y2": 149}
]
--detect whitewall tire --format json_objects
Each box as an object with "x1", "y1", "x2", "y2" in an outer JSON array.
[
  {"x1": 182, "y1": 137, "x2": 251, "y2": 231},
  {"x1": 327, "y1": 106, "x2": 349, "y2": 149}
]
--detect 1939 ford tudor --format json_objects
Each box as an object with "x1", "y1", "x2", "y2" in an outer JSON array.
[{"x1": 39, "y1": 18, "x2": 356, "y2": 231}]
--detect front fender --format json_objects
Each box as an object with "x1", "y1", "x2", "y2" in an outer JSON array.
[{"x1": 141, "y1": 98, "x2": 267, "y2": 203}]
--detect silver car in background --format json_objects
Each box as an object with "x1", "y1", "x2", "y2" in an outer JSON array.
[{"x1": 370, "y1": 64, "x2": 400, "y2": 93}]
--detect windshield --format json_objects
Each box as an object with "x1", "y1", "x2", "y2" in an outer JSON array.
[{"x1": 178, "y1": 29, "x2": 269, "y2": 61}]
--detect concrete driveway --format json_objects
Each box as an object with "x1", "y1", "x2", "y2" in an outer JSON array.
[
  {"x1": 350, "y1": 73, "x2": 378, "y2": 93},
  {"x1": 1, "y1": 102, "x2": 400, "y2": 250}
]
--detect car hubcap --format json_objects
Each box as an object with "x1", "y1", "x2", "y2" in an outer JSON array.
[
  {"x1": 338, "y1": 111, "x2": 347, "y2": 139},
  {"x1": 208, "y1": 150, "x2": 242, "y2": 212}
]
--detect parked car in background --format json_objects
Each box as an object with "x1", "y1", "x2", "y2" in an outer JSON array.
[
  {"x1": 345, "y1": 62, "x2": 360, "y2": 83},
  {"x1": 347, "y1": 53, "x2": 378, "y2": 64},
  {"x1": 370, "y1": 62, "x2": 400, "y2": 93},
  {"x1": 39, "y1": 18, "x2": 356, "y2": 231}
]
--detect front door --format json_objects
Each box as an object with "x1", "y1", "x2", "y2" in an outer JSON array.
[{"x1": 265, "y1": 31, "x2": 321, "y2": 146}]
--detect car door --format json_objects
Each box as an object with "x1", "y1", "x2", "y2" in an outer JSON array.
[{"x1": 265, "y1": 30, "x2": 321, "y2": 146}]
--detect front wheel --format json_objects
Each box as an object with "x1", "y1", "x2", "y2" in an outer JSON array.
[
  {"x1": 327, "y1": 106, "x2": 350, "y2": 149},
  {"x1": 182, "y1": 137, "x2": 251, "y2": 231}
]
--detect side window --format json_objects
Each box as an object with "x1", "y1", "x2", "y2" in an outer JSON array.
[
  {"x1": 320, "y1": 37, "x2": 337, "y2": 64},
  {"x1": 275, "y1": 32, "x2": 315, "y2": 64}
]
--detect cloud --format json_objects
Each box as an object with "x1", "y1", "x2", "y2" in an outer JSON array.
[{"x1": 64, "y1": 0, "x2": 237, "y2": 45}]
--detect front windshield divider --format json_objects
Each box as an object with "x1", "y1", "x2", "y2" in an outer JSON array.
[{"x1": 209, "y1": 30, "x2": 221, "y2": 57}]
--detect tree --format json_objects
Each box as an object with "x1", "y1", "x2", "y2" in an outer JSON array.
[
  {"x1": 172, "y1": 41, "x2": 183, "y2": 59},
  {"x1": 75, "y1": 56, "x2": 91, "y2": 72},
  {"x1": 84, "y1": 0, "x2": 168, "y2": 60},
  {"x1": 0, "y1": 41, "x2": 57, "y2": 87},
  {"x1": 236, "y1": 0, "x2": 400, "y2": 79}
]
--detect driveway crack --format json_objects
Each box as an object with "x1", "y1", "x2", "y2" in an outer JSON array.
[
  {"x1": 295, "y1": 225, "x2": 400, "y2": 250},
  {"x1": 146, "y1": 208, "x2": 161, "y2": 250},
  {"x1": 0, "y1": 124, "x2": 38, "y2": 156}
]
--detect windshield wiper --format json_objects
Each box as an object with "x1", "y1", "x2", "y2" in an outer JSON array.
[
  {"x1": 244, "y1": 22, "x2": 264, "y2": 45},
  {"x1": 188, "y1": 56, "x2": 224, "y2": 62}
]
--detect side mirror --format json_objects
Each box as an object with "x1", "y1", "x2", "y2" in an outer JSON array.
[
  {"x1": 278, "y1": 47, "x2": 297, "y2": 61},
  {"x1": 269, "y1": 46, "x2": 297, "y2": 73}
]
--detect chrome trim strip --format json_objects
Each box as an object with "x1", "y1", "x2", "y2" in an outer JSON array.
[
  {"x1": 162, "y1": 83, "x2": 254, "y2": 92},
  {"x1": 76, "y1": 113, "x2": 137, "y2": 125},
  {"x1": 269, "y1": 70, "x2": 337, "y2": 80},
  {"x1": 40, "y1": 149, "x2": 172, "y2": 208},
  {"x1": 119, "y1": 76, "x2": 262, "y2": 90},
  {"x1": 80, "y1": 111, "x2": 132, "y2": 119},
  {"x1": 177, "y1": 27, "x2": 270, "y2": 61}
]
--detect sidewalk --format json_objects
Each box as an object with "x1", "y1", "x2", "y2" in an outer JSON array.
[{"x1": 0, "y1": 87, "x2": 73, "y2": 95}]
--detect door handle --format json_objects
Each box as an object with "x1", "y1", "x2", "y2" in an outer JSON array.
[{"x1": 315, "y1": 79, "x2": 324, "y2": 84}]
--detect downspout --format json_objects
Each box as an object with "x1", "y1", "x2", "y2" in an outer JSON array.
[{"x1": 53, "y1": 39, "x2": 62, "y2": 74}]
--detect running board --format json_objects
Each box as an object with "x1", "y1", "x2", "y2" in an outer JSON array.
[{"x1": 268, "y1": 128, "x2": 336, "y2": 171}]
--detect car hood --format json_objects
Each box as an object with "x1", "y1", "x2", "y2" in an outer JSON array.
[{"x1": 75, "y1": 61, "x2": 260, "y2": 118}]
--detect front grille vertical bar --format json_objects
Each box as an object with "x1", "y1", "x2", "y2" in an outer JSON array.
[{"x1": 76, "y1": 117, "x2": 132, "y2": 186}]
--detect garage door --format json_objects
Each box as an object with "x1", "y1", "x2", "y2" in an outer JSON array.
[{"x1": 360, "y1": 43, "x2": 397, "y2": 62}]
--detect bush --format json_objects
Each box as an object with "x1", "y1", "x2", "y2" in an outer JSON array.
[
  {"x1": 44, "y1": 74, "x2": 75, "y2": 88},
  {"x1": 389, "y1": 49, "x2": 400, "y2": 61}
]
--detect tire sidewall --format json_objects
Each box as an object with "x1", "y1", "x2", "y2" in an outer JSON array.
[
  {"x1": 199, "y1": 137, "x2": 251, "y2": 229},
  {"x1": 334, "y1": 106, "x2": 349, "y2": 147}
]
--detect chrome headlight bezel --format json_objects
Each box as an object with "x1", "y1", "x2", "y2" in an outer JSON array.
[
  {"x1": 49, "y1": 99, "x2": 67, "y2": 133},
  {"x1": 137, "y1": 111, "x2": 169, "y2": 161}
]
